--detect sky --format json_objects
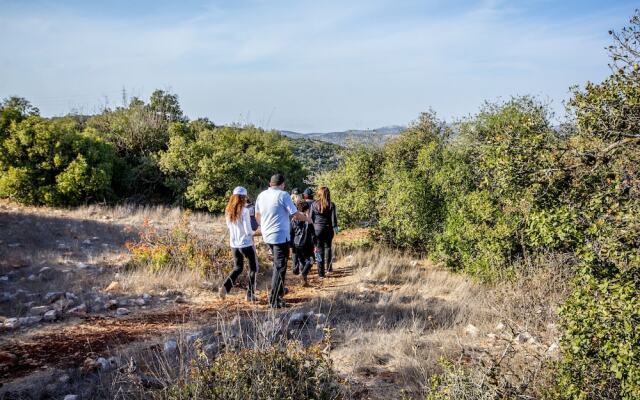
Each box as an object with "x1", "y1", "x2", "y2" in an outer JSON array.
[{"x1": 0, "y1": 0, "x2": 637, "y2": 132}]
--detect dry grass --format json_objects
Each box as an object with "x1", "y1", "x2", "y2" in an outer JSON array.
[{"x1": 310, "y1": 247, "x2": 568, "y2": 399}]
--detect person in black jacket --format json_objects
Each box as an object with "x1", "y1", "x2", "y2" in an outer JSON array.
[
  {"x1": 311, "y1": 186, "x2": 338, "y2": 276},
  {"x1": 290, "y1": 199, "x2": 316, "y2": 286}
]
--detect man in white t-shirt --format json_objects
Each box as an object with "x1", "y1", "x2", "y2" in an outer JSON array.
[{"x1": 255, "y1": 174, "x2": 311, "y2": 308}]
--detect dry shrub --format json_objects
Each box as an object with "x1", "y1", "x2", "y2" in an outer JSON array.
[
  {"x1": 159, "y1": 343, "x2": 344, "y2": 400},
  {"x1": 125, "y1": 211, "x2": 230, "y2": 278}
]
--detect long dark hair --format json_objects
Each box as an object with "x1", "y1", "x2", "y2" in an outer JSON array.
[{"x1": 316, "y1": 186, "x2": 331, "y2": 213}]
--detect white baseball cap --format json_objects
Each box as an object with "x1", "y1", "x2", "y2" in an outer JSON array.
[{"x1": 233, "y1": 186, "x2": 247, "y2": 196}]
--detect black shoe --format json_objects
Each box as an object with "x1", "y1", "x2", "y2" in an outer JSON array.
[
  {"x1": 270, "y1": 299, "x2": 287, "y2": 309},
  {"x1": 292, "y1": 267, "x2": 300, "y2": 275}
]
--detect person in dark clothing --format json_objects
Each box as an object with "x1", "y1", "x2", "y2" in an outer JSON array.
[
  {"x1": 303, "y1": 187, "x2": 314, "y2": 208},
  {"x1": 311, "y1": 186, "x2": 338, "y2": 276},
  {"x1": 246, "y1": 197, "x2": 259, "y2": 231},
  {"x1": 290, "y1": 199, "x2": 316, "y2": 286}
]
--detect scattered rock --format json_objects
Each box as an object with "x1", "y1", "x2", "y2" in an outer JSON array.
[
  {"x1": 27, "y1": 274, "x2": 39, "y2": 282},
  {"x1": 58, "y1": 374, "x2": 70, "y2": 384},
  {"x1": 315, "y1": 313, "x2": 327, "y2": 324},
  {"x1": 547, "y1": 342, "x2": 560, "y2": 355},
  {"x1": 135, "y1": 298, "x2": 146, "y2": 306},
  {"x1": 44, "y1": 291, "x2": 65, "y2": 303},
  {"x1": 289, "y1": 312, "x2": 307, "y2": 326},
  {"x1": 4, "y1": 318, "x2": 20, "y2": 329},
  {"x1": 43, "y1": 309, "x2": 59, "y2": 321},
  {"x1": 82, "y1": 239, "x2": 92, "y2": 245},
  {"x1": 38, "y1": 267, "x2": 57, "y2": 281},
  {"x1": 116, "y1": 307, "x2": 130, "y2": 316},
  {"x1": 76, "y1": 262, "x2": 88, "y2": 270},
  {"x1": 53, "y1": 298, "x2": 75, "y2": 312},
  {"x1": 516, "y1": 332, "x2": 534, "y2": 344},
  {"x1": 186, "y1": 331, "x2": 203, "y2": 345},
  {"x1": 174, "y1": 296, "x2": 187, "y2": 304},
  {"x1": 65, "y1": 292, "x2": 78, "y2": 301},
  {"x1": 105, "y1": 281, "x2": 121, "y2": 292},
  {"x1": 0, "y1": 292, "x2": 12, "y2": 303},
  {"x1": 0, "y1": 275, "x2": 8, "y2": 281},
  {"x1": 495, "y1": 322, "x2": 505, "y2": 331},
  {"x1": 486, "y1": 333, "x2": 497, "y2": 340},
  {"x1": 164, "y1": 339, "x2": 178, "y2": 353},
  {"x1": 464, "y1": 324, "x2": 479, "y2": 337},
  {"x1": 7, "y1": 243, "x2": 21, "y2": 248},
  {"x1": 67, "y1": 303, "x2": 87, "y2": 315},
  {"x1": 142, "y1": 293, "x2": 151, "y2": 300},
  {"x1": 63, "y1": 395, "x2": 78, "y2": 400},
  {"x1": 106, "y1": 299, "x2": 118, "y2": 310},
  {"x1": 96, "y1": 357, "x2": 109, "y2": 370},
  {"x1": 29, "y1": 305, "x2": 50, "y2": 316}
]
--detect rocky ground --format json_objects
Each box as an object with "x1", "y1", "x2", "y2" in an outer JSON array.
[{"x1": 0, "y1": 201, "x2": 348, "y2": 399}]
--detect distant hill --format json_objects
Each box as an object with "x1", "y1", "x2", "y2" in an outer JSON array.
[
  {"x1": 280, "y1": 125, "x2": 406, "y2": 146},
  {"x1": 289, "y1": 138, "x2": 342, "y2": 175}
]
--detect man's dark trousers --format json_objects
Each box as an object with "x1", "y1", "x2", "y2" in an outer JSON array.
[{"x1": 268, "y1": 242, "x2": 290, "y2": 306}]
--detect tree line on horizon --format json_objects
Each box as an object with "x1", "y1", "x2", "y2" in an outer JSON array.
[{"x1": 0, "y1": 91, "x2": 340, "y2": 211}]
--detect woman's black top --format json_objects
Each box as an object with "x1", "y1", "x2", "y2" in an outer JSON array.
[{"x1": 311, "y1": 201, "x2": 338, "y2": 239}]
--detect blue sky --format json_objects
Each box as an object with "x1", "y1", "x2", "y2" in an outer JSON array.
[{"x1": 0, "y1": 0, "x2": 636, "y2": 132}]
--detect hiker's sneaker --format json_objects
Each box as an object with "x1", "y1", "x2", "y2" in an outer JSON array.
[
  {"x1": 302, "y1": 275, "x2": 310, "y2": 287},
  {"x1": 218, "y1": 286, "x2": 227, "y2": 300},
  {"x1": 282, "y1": 287, "x2": 289, "y2": 296},
  {"x1": 270, "y1": 299, "x2": 287, "y2": 309},
  {"x1": 292, "y1": 266, "x2": 300, "y2": 275}
]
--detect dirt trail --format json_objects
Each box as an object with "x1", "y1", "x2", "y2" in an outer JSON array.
[{"x1": 0, "y1": 270, "x2": 352, "y2": 382}]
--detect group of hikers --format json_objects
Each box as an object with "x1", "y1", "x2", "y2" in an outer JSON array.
[{"x1": 219, "y1": 173, "x2": 339, "y2": 309}]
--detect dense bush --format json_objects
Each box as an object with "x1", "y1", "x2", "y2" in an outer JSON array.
[
  {"x1": 317, "y1": 11, "x2": 640, "y2": 398},
  {"x1": 161, "y1": 343, "x2": 344, "y2": 400},
  {"x1": 86, "y1": 90, "x2": 187, "y2": 199},
  {"x1": 313, "y1": 144, "x2": 383, "y2": 227},
  {"x1": 159, "y1": 122, "x2": 306, "y2": 212},
  {"x1": 0, "y1": 101, "x2": 117, "y2": 205}
]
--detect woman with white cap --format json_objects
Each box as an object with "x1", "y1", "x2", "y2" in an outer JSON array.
[{"x1": 219, "y1": 186, "x2": 258, "y2": 302}]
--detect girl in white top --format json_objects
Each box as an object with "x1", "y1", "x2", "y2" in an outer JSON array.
[{"x1": 219, "y1": 186, "x2": 258, "y2": 302}]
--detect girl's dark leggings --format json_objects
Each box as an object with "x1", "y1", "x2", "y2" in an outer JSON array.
[
  {"x1": 316, "y1": 237, "x2": 333, "y2": 276},
  {"x1": 223, "y1": 245, "x2": 257, "y2": 295}
]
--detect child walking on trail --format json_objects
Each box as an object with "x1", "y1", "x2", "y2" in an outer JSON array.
[
  {"x1": 290, "y1": 199, "x2": 316, "y2": 287},
  {"x1": 220, "y1": 186, "x2": 258, "y2": 302}
]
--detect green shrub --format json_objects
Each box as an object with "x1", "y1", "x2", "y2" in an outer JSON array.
[
  {"x1": 161, "y1": 343, "x2": 344, "y2": 400},
  {"x1": 158, "y1": 122, "x2": 306, "y2": 212},
  {"x1": 314, "y1": 145, "x2": 383, "y2": 227},
  {"x1": 0, "y1": 115, "x2": 117, "y2": 205},
  {"x1": 557, "y1": 273, "x2": 640, "y2": 400}
]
